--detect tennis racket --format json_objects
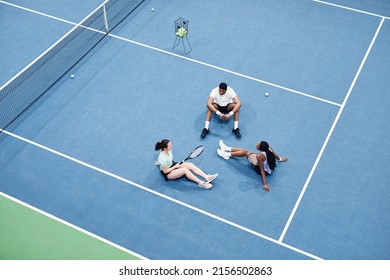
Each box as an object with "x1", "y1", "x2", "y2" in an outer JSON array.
[{"x1": 180, "y1": 145, "x2": 204, "y2": 164}]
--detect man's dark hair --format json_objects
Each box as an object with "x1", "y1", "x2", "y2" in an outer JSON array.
[{"x1": 219, "y1": 82, "x2": 227, "y2": 90}]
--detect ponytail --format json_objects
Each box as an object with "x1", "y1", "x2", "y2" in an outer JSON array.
[
  {"x1": 155, "y1": 139, "x2": 170, "y2": 151},
  {"x1": 259, "y1": 141, "x2": 276, "y2": 170}
]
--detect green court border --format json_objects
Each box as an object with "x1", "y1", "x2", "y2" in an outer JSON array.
[{"x1": 0, "y1": 195, "x2": 141, "y2": 260}]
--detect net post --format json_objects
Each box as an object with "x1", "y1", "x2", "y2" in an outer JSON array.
[{"x1": 103, "y1": 3, "x2": 109, "y2": 33}]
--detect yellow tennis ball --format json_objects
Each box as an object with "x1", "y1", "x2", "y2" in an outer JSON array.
[{"x1": 176, "y1": 28, "x2": 187, "y2": 37}]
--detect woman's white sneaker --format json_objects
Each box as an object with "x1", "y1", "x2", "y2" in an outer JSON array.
[
  {"x1": 198, "y1": 181, "x2": 212, "y2": 189},
  {"x1": 206, "y1": 173, "x2": 218, "y2": 182}
]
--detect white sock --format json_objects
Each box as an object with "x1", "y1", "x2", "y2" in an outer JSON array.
[
  {"x1": 205, "y1": 121, "x2": 210, "y2": 130},
  {"x1": 234, "y1": 121, "x2": 239, "y2": 129}
]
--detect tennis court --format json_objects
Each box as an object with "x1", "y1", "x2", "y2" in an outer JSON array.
[{"x1": 1, "y1": 0, "x2": 389, "y2": 260}]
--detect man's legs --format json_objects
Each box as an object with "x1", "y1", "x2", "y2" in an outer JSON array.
[
  {"x1": 228, "y1": 103, "x2": 241, "y2": 138},
  {"x1": 201, "y1": 104, "x2": 218, "y2": 138},
  {"x1": 201, "y1": 103, "x2": 241, "y2": 138}
]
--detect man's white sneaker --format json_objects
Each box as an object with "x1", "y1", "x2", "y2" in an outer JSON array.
[
  {"x1": 198, "y1": 181, "x2": 212, "y2": 189},
  {"x1": 206, "y1": 173, "x2": 218, "y2": 182},
  {"x1": 217, "y1": 149, "x2": 230, "y2": 160}
]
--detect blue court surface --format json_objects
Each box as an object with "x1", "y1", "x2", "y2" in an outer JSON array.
[{"x1": 1, "y1": 0, "x2": 389, "y2": 260}]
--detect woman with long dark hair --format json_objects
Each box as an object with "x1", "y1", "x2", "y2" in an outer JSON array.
[
  {"x1": 217, "y1": 140, "x2": 287, "y2": 191},
  {"x1": 155, "y1": 139, "x2": 218, "y2": 189}
]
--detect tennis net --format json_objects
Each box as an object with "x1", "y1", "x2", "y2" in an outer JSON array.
[{"x1": 0, "y1": 0, "x2": 145, "y2": 132}]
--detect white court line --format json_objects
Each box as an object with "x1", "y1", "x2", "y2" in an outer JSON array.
[
  {"x1": 0, "y1": 0, "x2": 341, "y2": 107},
  {"x1": 278, "y1": 17, "x2": 385, "y2": 242},
  {"x1": 0, "y1": 0, "x2": 76, "y2": 25},
  {"x1": 0, "y1": 0, "x2": 108, "y2": 36},
  {"x1": 2, "y1": 129, "x2": 321, "y2": 260},
  {"x1": 109, "y1": 34, "x2": 341, "y2": 107},
  {"x1": 0, "y1": 191, "x2": 147, "y2": 260},
  {"x1": 312, "y1": 0, "x2": 390, "y2": 19}
]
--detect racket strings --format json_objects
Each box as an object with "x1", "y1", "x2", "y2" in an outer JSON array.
[{"x1": 188, "y1": 146, "x2": 204, "y2": 159}]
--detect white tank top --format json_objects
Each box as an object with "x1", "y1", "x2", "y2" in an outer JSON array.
[{"x1": 261, "y1": 151, "x2": 272, "y2": 174}]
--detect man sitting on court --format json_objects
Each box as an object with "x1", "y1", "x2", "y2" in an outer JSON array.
[{"x1": 200, "y1": 82, "x2": 242, "y2": 138}]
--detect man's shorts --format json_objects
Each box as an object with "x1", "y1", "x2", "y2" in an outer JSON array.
[{"x1": 216, "y1": 104, "x2": 232, "y2": 114}]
